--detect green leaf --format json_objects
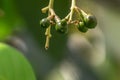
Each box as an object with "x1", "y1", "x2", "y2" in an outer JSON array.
[
  {"x1": 0, "y1": 43, "x2": 36, "y2": 80},
  {"x1": 0, "y1": 20, "x2": 12, "y2": 40}
]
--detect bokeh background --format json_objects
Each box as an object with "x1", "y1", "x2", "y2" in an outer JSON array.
[{"x1": 0, "y1": 0, "x2": 120, "y2": 80}]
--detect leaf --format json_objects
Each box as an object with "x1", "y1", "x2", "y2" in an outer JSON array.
[
  {"x1": 0, "y1": 43, "x2": 36, "y2": 80},
  {"x1": 0, "y1": 20, "x2": 12, "y2": 40}
]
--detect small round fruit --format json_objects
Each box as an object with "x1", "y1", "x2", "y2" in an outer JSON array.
[
  {"x1": 55, "y1": 19, "x2": 68, "y2": 34},
  {"x1": 84, "y1": 14, "x2": 97, "y2": 29},
  {"x1": 40, "y1": 18, "x2": 51, "y2": 28},
  {"x1": 77, "y1": 22, "x2": 88, "y2": 33}
]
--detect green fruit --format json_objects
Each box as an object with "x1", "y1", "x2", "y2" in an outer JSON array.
[
  {"x1": 77, "y1": 22, "x2": 88, "y2": 33},
  {"x1": 84, "y1": 14, "x2": 97, "y2": 29},
  {"x1": 0, "y1": 43, "x2": 36, "y2": 80},
  {"x1": 40, "y1": 18, "x2": 50, "y2": 28},
  {"x1": 55, "y1": 19, "x2": 68, "y2": 34}
]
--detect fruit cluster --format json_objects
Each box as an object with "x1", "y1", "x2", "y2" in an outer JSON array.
[
  {"x1": 40, "y1": 17, "x2": 68, "y2": 34},
  {"x1": 40, "y1": 9, "x2": 97, "y2": 34},
  {"x1": 40, "y1": 0, "x2": 97, "y2": 49},
  {"x1": 76, "y1": 10, "x2": 97, "y2": 33}
]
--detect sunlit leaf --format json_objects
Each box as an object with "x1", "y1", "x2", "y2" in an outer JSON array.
[{"x1": 0, "y1": 43, "x2": 36, "y2": 80}]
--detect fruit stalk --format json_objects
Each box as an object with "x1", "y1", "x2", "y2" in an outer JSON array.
[{"x1": 44, "y1": 0, "x2": 55, "y2": 50}]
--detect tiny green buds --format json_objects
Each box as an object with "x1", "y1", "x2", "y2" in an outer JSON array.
[
  {"x1": 55, "y1": 19, "x2": 68, "y2": 34},
  {"x1": 84, "y1": 14, "x2": 97, "y2": 29},
  {"x1": 77, "y1": 22, "x2": 88, "y2": 33},
  {"x1": 40, "y1": 18, "x2": 51, "y2": 28}
]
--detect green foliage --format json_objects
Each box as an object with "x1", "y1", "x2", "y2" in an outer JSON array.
[
  {"x1": 0, "y1": 43, "x2": 36, "y2": 80},
  {"x1": 0, "y1": 0, "x2": 24, "y2": 41},
  {"x1": 0, "y1": 20, "x2": 12, "y2": 40}
]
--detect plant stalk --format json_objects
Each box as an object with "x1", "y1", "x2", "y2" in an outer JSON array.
[{"x1": 49, "y1": 0, "x2": 54, "y2": 8}]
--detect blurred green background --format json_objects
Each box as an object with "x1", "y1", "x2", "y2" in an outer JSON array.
[{"x1": 0, "y1": 0, "x2": 120, "y2": 80}]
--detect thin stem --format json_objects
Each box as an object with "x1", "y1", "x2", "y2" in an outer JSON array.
[
  {"x1": 41, "y1": 7, "x2": 49, "y2": 13},
  {"x1": 49, "y1": 0, "x2": 54, "y2": 8},
  {"x1": 45, "y1": 26, "x2": 52, "y2": 50},
  {"x1": 69, "y1": 0, "x2": 76, "y2": 22},
  {"x1": 69, "y1": 10, "x2": 73, "y2": 22},
  {"x1": 71, "y1": 0, "x2": 76, "y2": 8},
  {"x1": 41, "y1": 0, "x2": 54, "y2": 13},
  {"x1": 75, "y1": 7, "x2": 88, "y2": 21},
  {"x1": 49, "y1": 8, "x2": 56, "y2": 15},
  {"x1": 65, "y1": 13, "x2": 70, "y2": 20},
  {"x1": 49, "y1": 8, "x2": 60, "y2": 22},
  {"x1": 44, "y1": 0, "x2": 54, "y2": 50}
]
